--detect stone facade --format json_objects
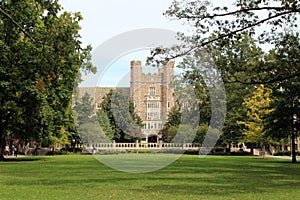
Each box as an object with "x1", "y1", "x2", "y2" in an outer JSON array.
[
  {"x1": 78, "y1": 60, "x2": 175, "y2": 142},
  {"x1": 78, "y1": 87, "x2": 130, "y2": 112},
  {"x1": 130, "y1": 60, "x2": 175, "y2": 141}
]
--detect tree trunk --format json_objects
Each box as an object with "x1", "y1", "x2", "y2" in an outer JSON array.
[
  {"x1": 291, "y1": 129, "x2": 297, "y2": 163},
  {"x1": 292, "y1": 110, "x2": 297, "y2": 163},
  {"x1": 0, "y1": 131, "x2": 5, "y2": 161},
  {"x1": 250, "y1": 143, "x2": 254, "y2": 155},
  {"x1": 261, "y1": 142, "x2": 266, "y2": 159}
]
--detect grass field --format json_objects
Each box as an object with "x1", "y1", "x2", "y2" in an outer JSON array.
[{"x1": 0, "y1": 155, "x2": 300, "y2": 200}]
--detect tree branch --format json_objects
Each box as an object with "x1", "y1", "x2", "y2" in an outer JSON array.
[
  {"x1": 166, "y1": 10, "x2": 296, "y2": 60},
  {"x1": 225, "y1": 72, "x2": 300, "y2": 85},
  {"x1": 0, "y1": 7, "x2": 36, "y2": 42},
  {"x1": 187, "y1": 6, "x2": 295, "y2": 19}
]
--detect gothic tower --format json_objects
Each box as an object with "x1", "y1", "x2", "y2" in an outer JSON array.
[{"x1": 130, "y1": 60, "x2": 175, "y2": 142}]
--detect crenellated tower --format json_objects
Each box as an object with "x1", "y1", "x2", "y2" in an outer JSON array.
[{"x1": 130, "y1": 60, "x2": 175, "y2": 142}]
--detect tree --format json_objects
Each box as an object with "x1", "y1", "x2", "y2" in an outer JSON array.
[
  {"x1": 147, "y1": 0, "x2": 300, "y2": 162},
  {"x1": 73, "y1": 92, "x2": 111, "y2": 147},
  {"x1": 73, "y1": 93, "x2": 96, "y2": 126},
  {"x1": 97, "y1": 111, "x2": 114, "y2": 141},
  {"x1": 172, "y1": 124, "x2": 196, "y2": 143},
  {"x1": 194, "y1": 124, "x2": 209, "y2": 144},
  {"x1": 148, "y1": 0, "x2": 300, "y2": 83},
  {"x1": 165, "y1": 106, "x2": 182, "y2": 127},
  {"x1": 160, "y1": 106, "x2": 181, "y2": 142},
  {"x1": 265, "y1": 33, "x2": 300, "y2": 162},
  {"x1": 238, "y1": 84, "x2": 274, "y2": 155},
  {"x1": 0, "y1": 0, "x2": 94, "y2": 160},
  {"x1": 210, "y1": 32, "x2": 259, "y2": 148},
  {"x1": 77, "y1": 122, "x2": 108, "y2": 145},
  {"x1": 100, "y1": 89, "x2": 143, "y2": 142}
]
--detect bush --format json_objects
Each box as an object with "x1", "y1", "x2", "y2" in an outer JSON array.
[
  {"x1": 212, "y1": 151, "x2": 230, "y2": 156},
  {"x1": 273, "y1": 151, "x2": 283, "y2": 156},
  {"x1": 283, "y1": 151, "x2": 291, "y2": 156},
  {"x1": 273, "y1": 151, "x2": 291, "y2": 156},
  {"x1": 46, "y1": 150, "x2": 70, "y2": 156},
  {"x1": 211, "y1": 150, "x2": 251, "y2": 156},
  {"x1": 230, "y1": 151, "x2": 251, "y2": 156},
  {"x1": 129, "y1": 150, "x2": 157, "y2": 154},
  {"x1": 184, "y1": 149, "x2": 199, "y2": 155}
]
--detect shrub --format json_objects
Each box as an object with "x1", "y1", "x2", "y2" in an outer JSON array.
[
  {"x1": 130, "y1": 150, "x2": 157, "y2": 154},
  {"x1": 46, "y1": 150, "x2": 70, "y2": 156},
  {"x1": 283, "y1": 151, "x2": 291, "y2": 156},
  {"x1": 184, "y1": 149, "x2": 199, "y2": 155},
  {"x1": 273, "y1": 151, "x2": 283, "y2": 156},
  {"x1": 230, "y1": 151, "x2": 251, "y2": 156},
  {"x1": 212, "y1": 151, "x2": 230, "y2": 156},
  {"x1": 273, "y1": 151, "x2": 291, "y2": 156}
]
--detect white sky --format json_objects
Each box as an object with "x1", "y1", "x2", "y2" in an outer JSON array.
[
  {"x1": 59, "y1": 0, "x2": 188, "y2": 87},
  {"x1": 59, "y1": 0, "x2": 286, "y2": 87},
  {"x1": 60, "y1": 0, "x2": 184, "y2": 48}
]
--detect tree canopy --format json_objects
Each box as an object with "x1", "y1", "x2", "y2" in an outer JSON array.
[
  {"x1": 238, "y1": 84, "x2": 274, "y2": 145},
  {"x1": 148, "y1": 0, "x2": 300, "y2": 83},
  {"x1": 0, "y1": 0, "x2": 94, "y2": 160},
  {"x1": 100, "y1": 89, "x2": 143, "y2": 142},
  {"x1": 148, "y1": 0, "x2": 299, "y2": 161}
]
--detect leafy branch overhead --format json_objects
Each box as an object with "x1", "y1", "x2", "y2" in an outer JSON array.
[{"x1": 148, "y1": 0, "x2": 300, "y2": 84}]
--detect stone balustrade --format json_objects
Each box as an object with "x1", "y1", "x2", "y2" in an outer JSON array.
[{"x1": 85, "y1": 142, "x2": 201, "y2": 151}]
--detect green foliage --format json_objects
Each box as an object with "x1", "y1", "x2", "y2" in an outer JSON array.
[
  {"x1": 99, "y1": 89, "x2": 143, "y2": 142},
  {"x1": 210, "y1": 32, "x2": 264, "y2": 84},
  {"x1": 194, "y1": 123, "x2": 208, "y2": 144},
  {"x1": 161, "y1": 105, "x2": 200, "y2": 143},
  {"x1": 273, "y1": 150, "x2": 291, "y2": 156},
  {"x1": 266, "y1": 34, "x2": 300, "y2": 140},
  {"x1": 175, "y1": 54, "x2": 212, "y2": 125},
  {"x1": 97, "y1": 111, "x2": 114, "y2": 141},
  {"x1": 221, "y1": 82, "x2": 251, "y2": 145},
  {"x1": 161, "y1": 0, "x2": 299, "y2": 55},
  {"x1": 149, "y1": 0, "x2": 300, "y2": 161},
  {"x1": 149, "y1": 0, "x2": 300, "y2": 83},
  {"x1": 73, "y1": 93, "x2": 108, "y2": 144},
  {"x1": 45, "y1": 150, "x2": 71, "y2": 156},
  {"x1": 160, "y1": 106, "x2": 181, "y2": 142},
  {"x1": 77, "y1": 122, "x2": 108, "y2": 144},
  {"x1": 166, "y1": 106, "x2": 181, "y2": 127},
  {"x1": 73, "y1": 93, "x2": 96, "y2": 126},
  {"x1": 0, "y1": 0, "x2": 95, "y2": 160}
]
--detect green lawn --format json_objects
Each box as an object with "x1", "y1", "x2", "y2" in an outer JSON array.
[{"x1": 0, "y1": 155, "x2": 300, "y2": 200}]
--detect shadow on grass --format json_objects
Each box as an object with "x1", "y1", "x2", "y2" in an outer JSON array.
[
  {"x1": 3, "y1": 156, "x2": 49, "y2": 162},
  {"x1": 2, "y1": 155, "x2": 300, "y2": 199}
]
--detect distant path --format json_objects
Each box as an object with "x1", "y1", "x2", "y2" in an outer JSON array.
[
  {"x1": 266, "y1": 155, "x2": 300, "y2": 161},
  {"x1": 4, "y1": 155, "x2": 26, "y2": 159}
]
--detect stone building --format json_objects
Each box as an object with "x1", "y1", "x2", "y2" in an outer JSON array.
[
  {"x1": 78, "y1": 60, "x2": 175, "y2": 142},
  {"x1": 130, "y1": 60, "x2": 175, "y2": 142},
  {"x1": 77, "y1": 87, "x2": 130, "y2": 112}
]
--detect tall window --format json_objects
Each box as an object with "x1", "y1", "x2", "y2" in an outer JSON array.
[{"x1": 150, "y1": 87, "x2": 156, "y2": 96}]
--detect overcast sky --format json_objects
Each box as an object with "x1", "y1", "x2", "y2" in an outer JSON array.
[
  {"x1": 58, "y1": 1, "x2": 287, "y2": 87},
  {"x1": 60, "y1": 0, "x2": 185, "y2": 48},
  {"x1": 59, "y1": 0, "x2": 188, "y2": 87}
]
